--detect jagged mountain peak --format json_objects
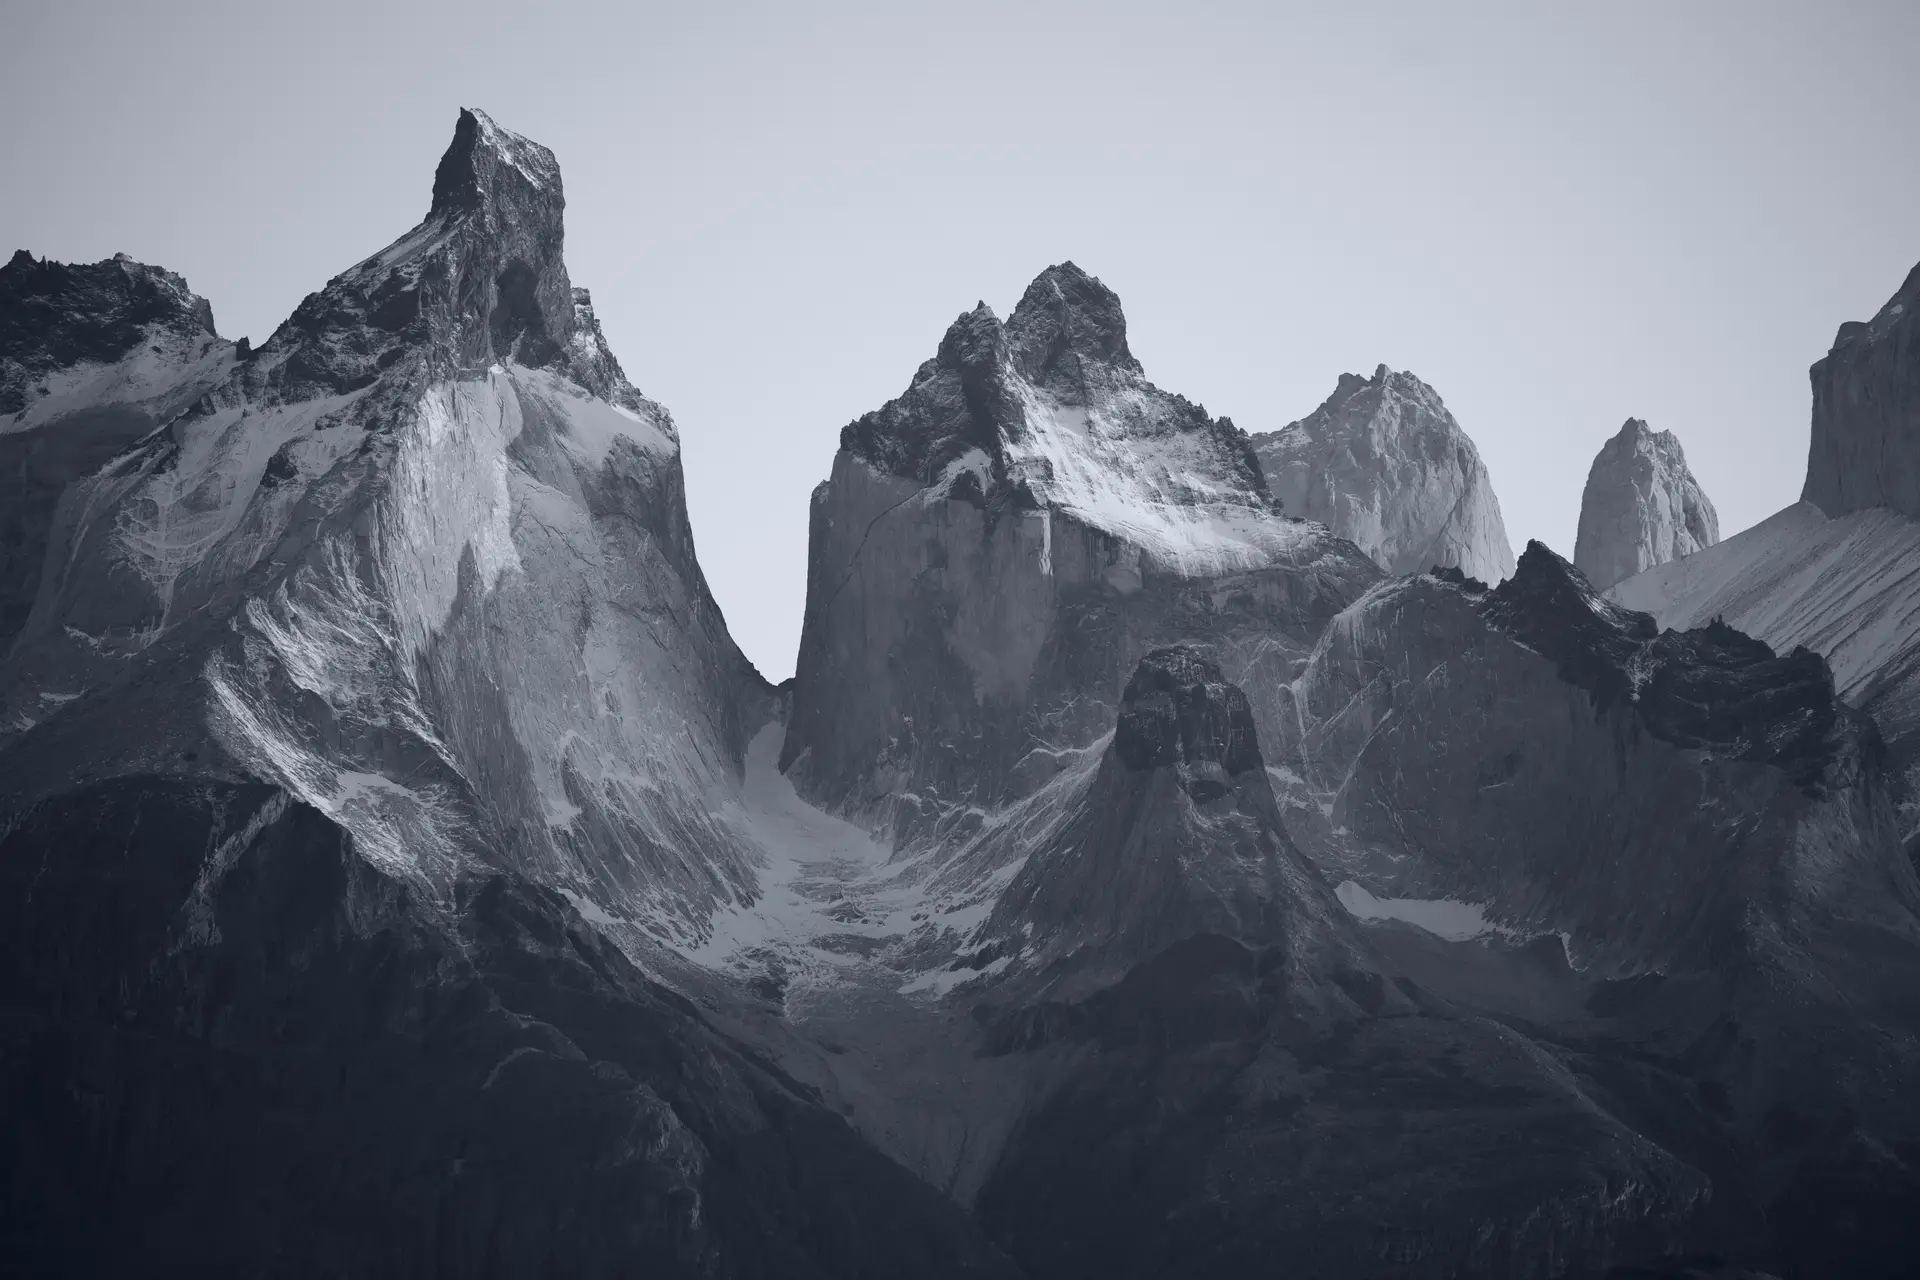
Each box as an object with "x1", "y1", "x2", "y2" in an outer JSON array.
[
  {"x1": 1113, "y1": 645, "x2": 1264, "y2": 792},
  {"x1": 429, "y1": 107, "x2": 563, "y2": 219},
  {"x1": 1005, "y1": 260, "x2": 1141, "y2": 381},
  {"x1": 2, "y1": 249, "x2": 222, "y2": 417},
  {"x1": 247, "y1": 106, "x2": 591, "y2": 402},
  {"x1": 1252, "y1": 362, "x2": 1515, "y2": 582},
  {"x1": 1481, "y1": 540, "x2": 1659, "y2": 698},
  {"x1": 1475, "y1": 540, "x2": 1841, "y2": 783},
  {"x1": 1573, "y1": 417, "x2": 1719, "y2": 590},
  {"x1": 983, "y1": 643, "x2": 1356, "y2": 995},
  {"x1": 831, "y1": 261, "x2": 1291, "y2": 580}
]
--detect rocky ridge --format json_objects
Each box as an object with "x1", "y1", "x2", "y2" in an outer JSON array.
[
  {"x1": 1251, "y1": 364, "x2": 1515, "y2": 583},
  {"x1": 1573, "y1": 417, "x2": 1720, "y2": 590}
]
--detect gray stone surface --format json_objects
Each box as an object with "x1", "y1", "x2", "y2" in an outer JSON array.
[
  {"x1": 1573, "y1": 417, "x2": 1720, "y2": 590},
  {"x1": 1251, "y1": 364, "x2": 1515, "y2": 583},
  {"x1": 1804, "y1": 259, "x2": 1920, "y2": 520}
]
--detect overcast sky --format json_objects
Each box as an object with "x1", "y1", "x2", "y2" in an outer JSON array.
[{"x1": 6, "y1": 1, "x2": 1918, "y2": 679}]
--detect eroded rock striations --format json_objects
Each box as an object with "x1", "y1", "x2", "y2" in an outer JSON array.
[
  {"x1": 1251, "y1": 364, "x2": 1515, "y2": 583},
  {"x1": 1573, "y1": 417, "x2": 1720, "y2": 590}
]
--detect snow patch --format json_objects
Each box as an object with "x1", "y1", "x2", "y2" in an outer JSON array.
[{"x1": 1336, "y1": 880, "x2": 1502, "y2": 942}]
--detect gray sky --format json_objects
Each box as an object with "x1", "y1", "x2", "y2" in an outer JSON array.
[{"x1": 6, "y1": 1, "x2": 1918, "y2": 679}]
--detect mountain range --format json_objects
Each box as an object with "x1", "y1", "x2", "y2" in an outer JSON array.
[{"x1": 4, "y1": 109, "x2": 1918, "y2": 1279}]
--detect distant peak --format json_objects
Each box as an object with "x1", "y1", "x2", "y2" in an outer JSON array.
[
  {"x1": 1006, "y1": 261, "x2": 1140, "y2": 379},
  {"x1": 1610, "y1": 417, "x2": 1669, "y2": 446},
  {"x1": 430, "y1": 107, "x2": 563, "y2": 219}
]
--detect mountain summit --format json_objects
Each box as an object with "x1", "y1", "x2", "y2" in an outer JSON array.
[
  {"x1": 1251, "y1": 365, "x2": 1515, "y2": 583},
  {"x1": 1573, "y1": 417, "x2": 1720, "y2": 590},
  {"x1": 787, "y1": 261, "x2": 1378, "y2": 837}
]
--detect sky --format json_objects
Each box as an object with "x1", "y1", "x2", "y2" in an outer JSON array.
[{"x1": 5, "y1": 0, "x2": 1918, "y2": 680}]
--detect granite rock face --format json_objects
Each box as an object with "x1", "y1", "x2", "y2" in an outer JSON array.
[
  {"x1": 782, "y1": 262, "x2": 1381, "y2": 843},
  {"x1": 1804, "y1": 259, "x2": 1920, "y2": 520},
  {"x1": 1251, "y1": 364, "x2": 1515, "y2": 582},
  {"x1": 1573, "y1": 417, "x2": 1720, "y2": 590}
]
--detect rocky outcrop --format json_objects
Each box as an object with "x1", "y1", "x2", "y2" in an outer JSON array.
[
  {"x1": 1803, "y1": 259, "x2": 1920, "y2": 520},
  {"x1": 1251, "y1": 365, "x2": 1514, "y2": 583},
  {"x1": 782, "y1": 262, "x2": 1380, "y2": 842},
  {"x1": 1573, "y1": 417, "x2": 1720, "y2": 590},
  {"x1": 984, "y1": 646, "x2": 1360, "y2": 995},
  {"x1": 1, "y1": 251, "x2": 235, "y2": 653},
  {"x1": 1274, "y1": 544, "x2": 1901, "y2": 956}
]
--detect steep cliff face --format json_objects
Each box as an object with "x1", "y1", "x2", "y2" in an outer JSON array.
[
  {"x1": 1573, "y1": 418, "x2": 1720, "y2": 590},
  {"x1": 1, "y1": 251, "x2": 236, "y2": 653},
  {"x1": 782, "y1": 263, "x2": 1381, "y2": 842},
  {"x1": 1803, "y1": 258, "x2": 1920, "y2": 521},
  {"x1": 1251, "y1": 364, "x2": 1515, "y2": 583},
  {"x1": 0, "y1": 110, "x2": 1025, "y2": 1276}
]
